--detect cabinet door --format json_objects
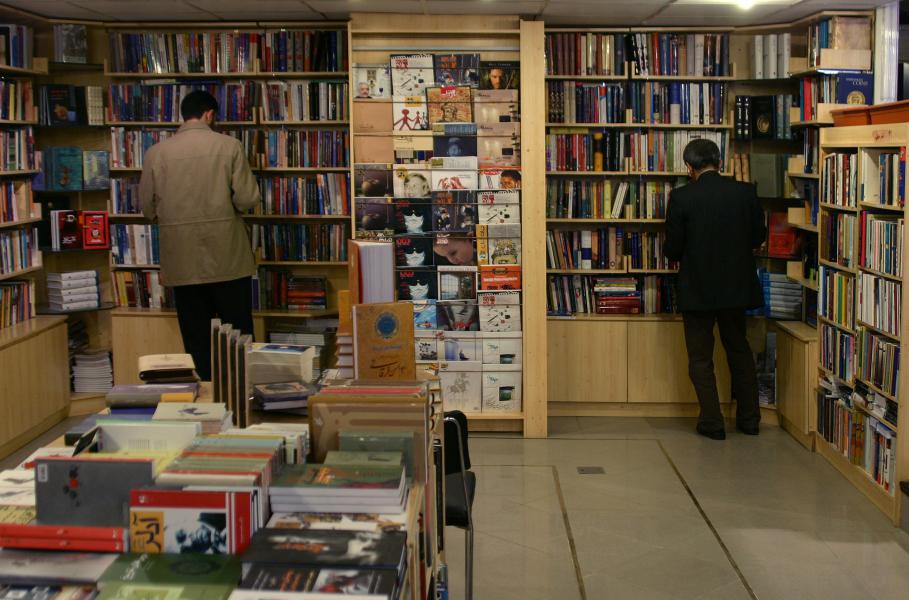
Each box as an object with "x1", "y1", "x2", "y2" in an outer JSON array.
[
  {"x1": 627, "y1": 321, "x2": 731, "y2": 404},
  {"x1": 112, "y1": 313, "x2": 185, "y2": 385},
  {"x1": 547, "y1": 320, "x2": 627, "y2": 403}
]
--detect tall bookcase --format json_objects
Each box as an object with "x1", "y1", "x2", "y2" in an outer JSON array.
[
  {"x1": 544, "y1": 26, "x2": 736, "y2": 414},
  {"x1": 348, "y1": 14, "x2": 547, "y2": 437},
  {"x1": 814, "y1": 123, "x2": 907, "y2": 524}
]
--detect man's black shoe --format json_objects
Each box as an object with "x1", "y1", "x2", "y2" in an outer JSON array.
[
  {"x1": 736, "y1": 423, "x2": 759, "y2": 436},
  {"x1": 696, "y1": 424, "x2": 726, "y2": 440}
]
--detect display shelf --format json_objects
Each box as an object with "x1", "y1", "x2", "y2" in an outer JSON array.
[
  {"x1": 818, "y1": 364, "x2": 854, "y2": 388},
  {"x1": 775, "y1": 319, "x2": 818, "y2": 342},
  {"x1": 856, "y1": 320, "x2": 901, "y2": 343},
  {"x1": 787, "y1": 171, "x2": 820, "y2": 180},
  {"x1": 242, "y1": 214, "x2": 350, "y2": 221},
  {"x1": 105, "y1": 121, "x2": 256, "y2": 127},
  {"x1": 787, "y1": 274, "x2": 818, "y2": 291},
  {"x1": 854, "y1": 377, "x2": 899, "y2": 406},
  {"x1": 793, "y1": 222, "x2": 818, "y2": 234},
  {"x1": 546, "y1": 218, "x2": 666, "y2": 224},
  {"x1": 545, "y1": 74, "x2": 626, "y2": 81},
  {"x1": 253, "y1": 309, "x2": 339, "y2": 319},
  {"x1": 546, "y1": 170, "x2": 628, "y2": 176},
  {"x1": 0, "y1": 170, "x2": 40, "y2": 177},
  {"x1": 546, "y1": 122, "x2": 732, "y2": 130},
  {"x1": 108, "y1": 213, "x2": 149, "y2": 220},
  {"x1": 255, "y1": 71, "x2": 349, "y2": 78},
  {"x1": 627, "y1": 171, "x2": 734, "y2": 177},
  {"x1": 256, "y1": 261, "x2": 349, "y2": 267},
  {"x1": 109, "y1": 167, "x2": 143, "y2": 173},
  {"x1": 0, "y1": 264, "x2": 42, "y2": 281},
  {"x1": 0, "y1": 119, "x2": 38, "y2": 126},
  {"x1": 0, "y1": 315, "x2": 66, "y2": 351},
  {"x1": 853, "y1": 399, "x2": 898, "y2": 431},
  {"x1": 817, "y1": 314, "x2": 856, "y2": 336},
  {"x1": 630, "y1": 73, "x2": 737, "y2": 81},
  {"x1": 819, "y1": 258, "x2": 857, "y2": 273},
  {"x1": 857, "y1": 265, "x2": 901, "y2": 283},
  {"x1": 547, "y1": 268, "x2": 627, "y2": 274},
  {"x1": 792, "y1": 119, "x2": 834, "y2": 128},
  {"x1": 37, "y1": 302, "x2": 117, "y2": 316},
  {"x1": 257, "y1": 167, "x2": 350, "y2": 173},
  {"x1": 815, "y1": 436, "x2": 897, "y2": 520},
  {"x1": 462, "y1": 412, "x2": 524, "y2": 420},
  {"x1": 628, "y1": 268, "x2": 678, "y2": 274},
  {"x1": 110, "y1": 264, "x2": 160, "y2": 270},
  {"x1": 259, "y1": 120, "x2": 350, "y2": 126},
  {"x1": 859, "y1": 201, "x2": 904, "y2": 213},
  {"x1": 0, "y1": 217, "x2": 41, "y2": 230},
  {"x1": 0, "y1": 62, "x2": 48, "y2": 76}
]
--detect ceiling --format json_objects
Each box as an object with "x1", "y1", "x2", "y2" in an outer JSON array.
[{"x1": 0, "y1": 0, "x2": 894, "y2": 26}]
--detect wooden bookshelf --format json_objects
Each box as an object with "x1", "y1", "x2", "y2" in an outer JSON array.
[{"x1": 0, "y1": 263, "x2": 42, "y2": 282}]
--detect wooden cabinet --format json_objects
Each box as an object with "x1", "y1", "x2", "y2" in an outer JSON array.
[
  {"x1": 548, "y1": 320, "x2": 627, "y2": 404},
  {"x1": 112, "y1": 309, "x2": 184, "y2": 385},
  {"x1": 775, "y1": 321, "x2": 818, "y2": 450},
  {"x1": 0, "y1": 316, "x2": 70, "y2": 460}
]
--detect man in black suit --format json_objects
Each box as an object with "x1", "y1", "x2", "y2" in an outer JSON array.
[{"x1": 665, "y1": 139, "x2": 767, "y2": 440}]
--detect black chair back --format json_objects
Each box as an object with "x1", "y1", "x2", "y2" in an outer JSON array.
[{"x1": 443, "y1": 410, "x2": 471, "y2": 473}]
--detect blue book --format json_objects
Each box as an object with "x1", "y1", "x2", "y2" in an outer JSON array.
[
  {"x1": 836, "y1": 73, "x2": 873, "y2": 105},
  {"x1": 46, "y1": 147, "x2": 83, "y2": 192},
  {"x1": 82, "y1": 150, "x2": 110, "y2": 191}
]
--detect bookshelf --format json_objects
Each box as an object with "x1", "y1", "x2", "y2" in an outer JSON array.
[
  {"x1": 813, "y1": 122, "x2": 907, "y2": 524},
  {"x1": 348, "y1": 13, "x2": 545, "y2": 437}
]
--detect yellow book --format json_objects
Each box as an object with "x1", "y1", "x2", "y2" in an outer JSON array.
[{"x1": 352, "y1": 302, "x2": 416, "y2": 380}]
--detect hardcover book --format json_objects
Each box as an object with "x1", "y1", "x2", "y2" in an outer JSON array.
[
  {"x1": 836, "y1": 73, "x2": 873, "y2": 104},
  {"x1": 433, "y1": 53, "x2": 481, "y2": 87},
  {"x1": 390, "y1": 54, "x2": 434, "y2": 96},
  {"x1": 46, "y1": 147, "x2": 83, "y2": 192},
  {"x1": 324, "y1": 451, "x2": 404, "y2": 469},
  {"x1": 267, "y1": 511, "x2": 406, "y2": 533},
  {"x1": 0, "y1": 550, "x2": 117, "y2": 586},
  {"x1": 239, "y1": 564, "x2": 397, "y2": 595},
  {"x1": 427, "y1": 86, "x2": 473, "y2": 125},
  {"x1": 53, "y1": 24, "x2": 87, "y2": 64},
  {"x1": 99, "y1": 553, "x2": 241, "y2": 588},
  {"x1": 352, "y1": 302, "x2": 416, "y2": 380},
  {"x1": 79, "y1": 211, "x2": 109, "y2": 249},
  {"x1": 392, "y1": 96, "x2": 429, "y2": 131},
  {"x1": 338, "y1": 431, "x2": 416, "y2": 479},
  {"x1": 82, "y1": 151, "x2": 110, "y2": 191}
]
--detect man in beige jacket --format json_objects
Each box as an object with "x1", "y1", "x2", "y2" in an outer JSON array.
[{"x1": 139, "y1": 90, "x2": 261, "y2": 380}]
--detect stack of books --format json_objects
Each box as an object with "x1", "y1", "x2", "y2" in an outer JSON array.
[
  {"x1": 152, "y1": 402, "x2": 233, "y2": 435},
  {"x1": 268, "y1": 463, "x2": 407, "y2": 514},
  {"x1": 46, "y1": 270, "x2": 100, "y2": 312},
  {"x1": 106, "y1": 382, "x2": 199, "y2": 416},
  {"x1": 71, "y1": 350, "x2": 113, "y2": 394},
  {"x1": 593, "y1": 277, "x2": 641, "y2": 315},
  {"x1": 761, "y1": 270, "x2": 802, "y2": 319},
  {"x1": 252, "y1": 382, "x2": 317, "y2": 414},
  {"x1": 248, "y1": 343, "x2": 315, "y2": 384}
]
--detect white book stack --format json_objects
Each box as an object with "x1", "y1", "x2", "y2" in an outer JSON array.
[
  {"x1": 71, "y1": 349, "x2": 113, "y2": 393},
  {"x1": 46, "y1": 270, "x2": 100, "y2": 312}
]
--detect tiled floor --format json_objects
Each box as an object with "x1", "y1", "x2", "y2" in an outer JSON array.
[{"x1": 444, "y1": 417, "x2": 909, "y2": 600}]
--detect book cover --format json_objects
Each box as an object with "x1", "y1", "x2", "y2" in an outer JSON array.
[
  {"x1": 352, "y1": 63, "x2": 392, "y2": 99},
  {"x1": 433, "y1": 200, "x2": 476, "y2": 233},
  {"x1": 480, "y1": 332, "x2": 523, "y2": 364},
  {"x1": 415, "y1": 332, "x2": 439, "y2": 361},
  {"x1": 42, "y1": 85, "x2": 84, "y2": 126},
  {"x1": 482, "y1": 367, "x2": 522, "y2": 412},
  {"x1": 129, "y1": 489, "x2": 253, "y2": 554},
  {"x1": 474, "y1": 89, "x2": 520, "y2": 126},
  {"x1": 438, "y1": 331, "x2": 480, "y2": 361},
  {"x1": 478, "y1": 202, "x2": 520, "y2": 225},
  {"x1": 393, "y1": 200, "x2": 432, "y2": 234},
  {"x1": 79, "y1": 211, "x2": 109, "y2": 249},
  {"x1": 337, "y1": 431, "x2": 416, "y2": 479},
  {"x1": 412, "y1": 301, "x2": 437, "y2": 331},
  {"x1": 431, "y1": 170, "x2": 478, "y2": 192},
  {"x1": 478, "y1": 135, "x2": 519, "y2": 167},
  {"x1": 0, "y1": 550, "x2": 117, "y2": 586},
  {"x1": 239, "y1": 564, "x2": 397, "y2": 595},
  {"x1": 324, "y1": 451, "x2": 404, "y2": 469},
  {"x1": 242, "y1": 529, "x2": 407, "y2": 571},
  {"x1": 389, "y1": 54, "x2": 434, "y2": 96},
  {"x1": 34, "y1": 457, "x2": 156, "y2": 527},
  {"x1": 480, "y1": 61, "x2": 520, "y2": 90},
  {"x1": 394, "y1": 234, "x2": 434, "y2": 267},
  {"x1": 267, "y1": 511, "x2": 406, "y2": 533},
  {"x1": 271, "y1": 465, "x2": 404, "y2": 496},
  {"x1": 354, "y1": 200, "x2": 394, "y2": 234},
  {"x1": 47, "y1": 147, "x2": 83, "y2": 192},
  {"x1": 56, "y1": 210, "x2": 82, "y2": 250},
  {"x1": 99, "y1": 553, "x2": 241, "y2": 588},
  {"x1": 836, "y1": 73, "x2": 873, "y2": 105},
  {"x1": 427, "y1": 86, "x2": 473, "y2": 125},
  {"x1": 82, "y1": 151, "x2": 110, "y2": 191},
  {"x1": 432, "y1": 233, "x2": 477, "y2": 266},
  {"x1": 433, "y1": 53, "x2": 481, "y2": 87},
  {"x1": 432, "y1": 134, "x2": 478, "y2": 158},
  {"x1": 438, "y1": 362, "x2": 482, "y2": 412},
  {"x1": 354, "y1": 164, "x2": 393, "y2": 198},
  {"x1": 749, "y1": 96, "x2": 776, "y2": 140},
  {"x1": 438, "y1": 266, "x2": 478, "y2": 301},
  {"x1": 392, "y1": 166, "x2": 432, "y2": 198},
  {"x1": 437, "y1": 301, "x2": 479, "y2": 331},
  {"x1": 480, "y1": 265, "x2": 522, "y2": 290},
  {"x1": 352, "y1": 302, "x2": 416, "y2": 380},
  {"x1": 392, "y1": 96, "x2": 429, "y2": 131},
  {"x1": 53, "y1": 24, "x2": 87, "y2": 64},
  {"x1": 479, "y1": 168, "x2": 522, "y2": 190}
]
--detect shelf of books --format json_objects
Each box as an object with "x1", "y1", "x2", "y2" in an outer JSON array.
[
  {"x1": 544, "y1": 26, "x2": 741, "y2": 412},
  {"x1": 814, "y1": 123, "x2": 907, "y2": 524},
  {"x1": 348, "y1": 14, "x2": 545, "y2": 436}
]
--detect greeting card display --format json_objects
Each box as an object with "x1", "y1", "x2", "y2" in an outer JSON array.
[
  {"x1": 393, "y1": 135, "x2": 433, "y2": 164},
  {"x1": 480, "y1": 61, "x2": 520, "y2": 90},
  {"x1": 432, "y1": 233, "x2": 477, "y2": 267},
  {"x1": 433, "y1": 202, "x2": 477, "y2": 233},
  {"x1": 355, "y1": 200, "x2": 394, "y2": 233},
  {"x1": 479, "y1": 168, "x2": 522, "y2": 190},
  {"x1": 438, "y1": 331, "x2": 481, "y2": 361},
  {"x1": 478, "y1": 136, "x2": 519, "y2": 167},
  {"x1": 415, "y1": 331, "x2": 439, "y2": 361}
]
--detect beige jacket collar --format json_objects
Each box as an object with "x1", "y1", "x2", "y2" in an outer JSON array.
[{"x1": 177, "y1": 120, "x2": 212, "y2": 134}]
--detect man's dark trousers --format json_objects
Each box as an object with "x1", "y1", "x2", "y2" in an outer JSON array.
[
  {"x1": 682, "y1": 308, "x2": 760, "y2": 432},
  {"x1": 173, "y1": 276, "x2": 254, "y2": 381}
]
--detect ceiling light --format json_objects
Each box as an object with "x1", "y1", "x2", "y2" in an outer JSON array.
[{"x1": 738, "y1": 0, "x2": 756, "y2": 9}]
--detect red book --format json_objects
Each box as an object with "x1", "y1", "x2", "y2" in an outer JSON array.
[
  {"x1": 80, "y1": 211, "x2": 109, "y2": 249},
  {"x1": 0, "y1": 524, "x2": 126, "y2": 541},
  {"x1": 767, "y1": 211, "x2": 799, "y2": 258},
  {"x1": 57, "y1": 210, "x2": 81, "y2": 249},
  {"x1": 0, "y1": 537, "x2": 126, "y2": 552}
]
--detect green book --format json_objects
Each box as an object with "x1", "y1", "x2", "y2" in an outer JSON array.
[
  {"x1": 99, "y1": 554, "x2": 240, "y2": 589},
  {"x1": 339, "y1": 431, "x2": 415, "y2": 477},
  {"x1": 96, "y1": 582, "x2": 233, "y2": 600},
  {"x1": 324, "y1": 450, "x2": 404, "y2": 469},
  {"x1": 271, "y1": 464, "x2": 404, "y2": 496}
]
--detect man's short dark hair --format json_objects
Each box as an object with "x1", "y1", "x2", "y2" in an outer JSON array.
[
  {"x1": 180, "y1": 90, "x2": 219, "y2": 121},
  {"x1": 683, "y1": 139, "x2": 721, "y2": 171}
]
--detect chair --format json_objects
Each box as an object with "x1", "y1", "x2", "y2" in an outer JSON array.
[{"x1": 444, "y1": 410, "x2": 475, "y2": 600}]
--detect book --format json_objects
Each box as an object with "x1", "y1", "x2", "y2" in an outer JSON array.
[
  {"x1": 352, "y1": 302, "x2": 416, "y2": 380},
  {"x1": 433, "y1": 53, "x2": 481, "y2": 87},
  {"x1": 152, "y1": 403, "x2": 230, "y2": 434},
  {"x1": 241, "y1": 529, "x2": 407, "y2": 572},
  {"x1": 480, "y1": 61, "x2": 519, "y2": 90},
  {"x1": 353, "y1": 63, "x2": 392, "y2": 99},
  {"x1": 129, "y1": 489, "x2": 254, "y2": 554},
  {"x1": 98, "y1": 553, "x2": 240, "y2": 591},
  {"x1": 138, "y1": 354, "x2": 197, "y2": 383},
  {"x1": 0, "y1": 551, "x2": 117, "y2": 586},
  {"x1": 324, "y1": 451, "x2": 404, "y2": 470},
  {"x1": 392, "y1": 96, "x2": 429, "y2": 131},
  {"x1": 34, "y1": 457, "x2": 156, "y2": 527},
  {"x1": 53, "y1": 24, "x2": 87, "y2": 63},
  {"x1": 338, "y1": 430, "x2": 417, "y2": 479},
  {"x1": 238, "y1": 565, "x2": 397, "y2": 596},
  {"x1": 390, "y1": 54, "x2": 434, "y2": 96},
  {"x1": 44, "y1": 147, "x2": 83, "y2": 192},
  {"x1": 348, "y1": 240, "x2": 395, "y2": 304},
  {"x1": 836, "y1": 73, "x2": 873, "y2": 104},
  {"x1": 106, "y1": 383, "x2": 200, "y2": 408},
  {"x1": 427, "y1": 86, "x2": 473, "y2": 124}
]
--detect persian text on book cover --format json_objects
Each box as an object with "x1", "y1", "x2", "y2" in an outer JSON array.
[
  {"x1": 427, "y1": 86, "x2": 473, "y2": 125},
  {"x1": 354, "y1": 302, "x2": 416, "y2": 379}
]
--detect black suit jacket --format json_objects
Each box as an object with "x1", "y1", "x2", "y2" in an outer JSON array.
[{"x1": 665, "y1": 171, "x2": 766, "y2": 312}]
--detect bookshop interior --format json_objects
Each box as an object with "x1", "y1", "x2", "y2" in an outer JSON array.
[{"x1": 6, "y1": 0, "x2": 909, "y2": 599}]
